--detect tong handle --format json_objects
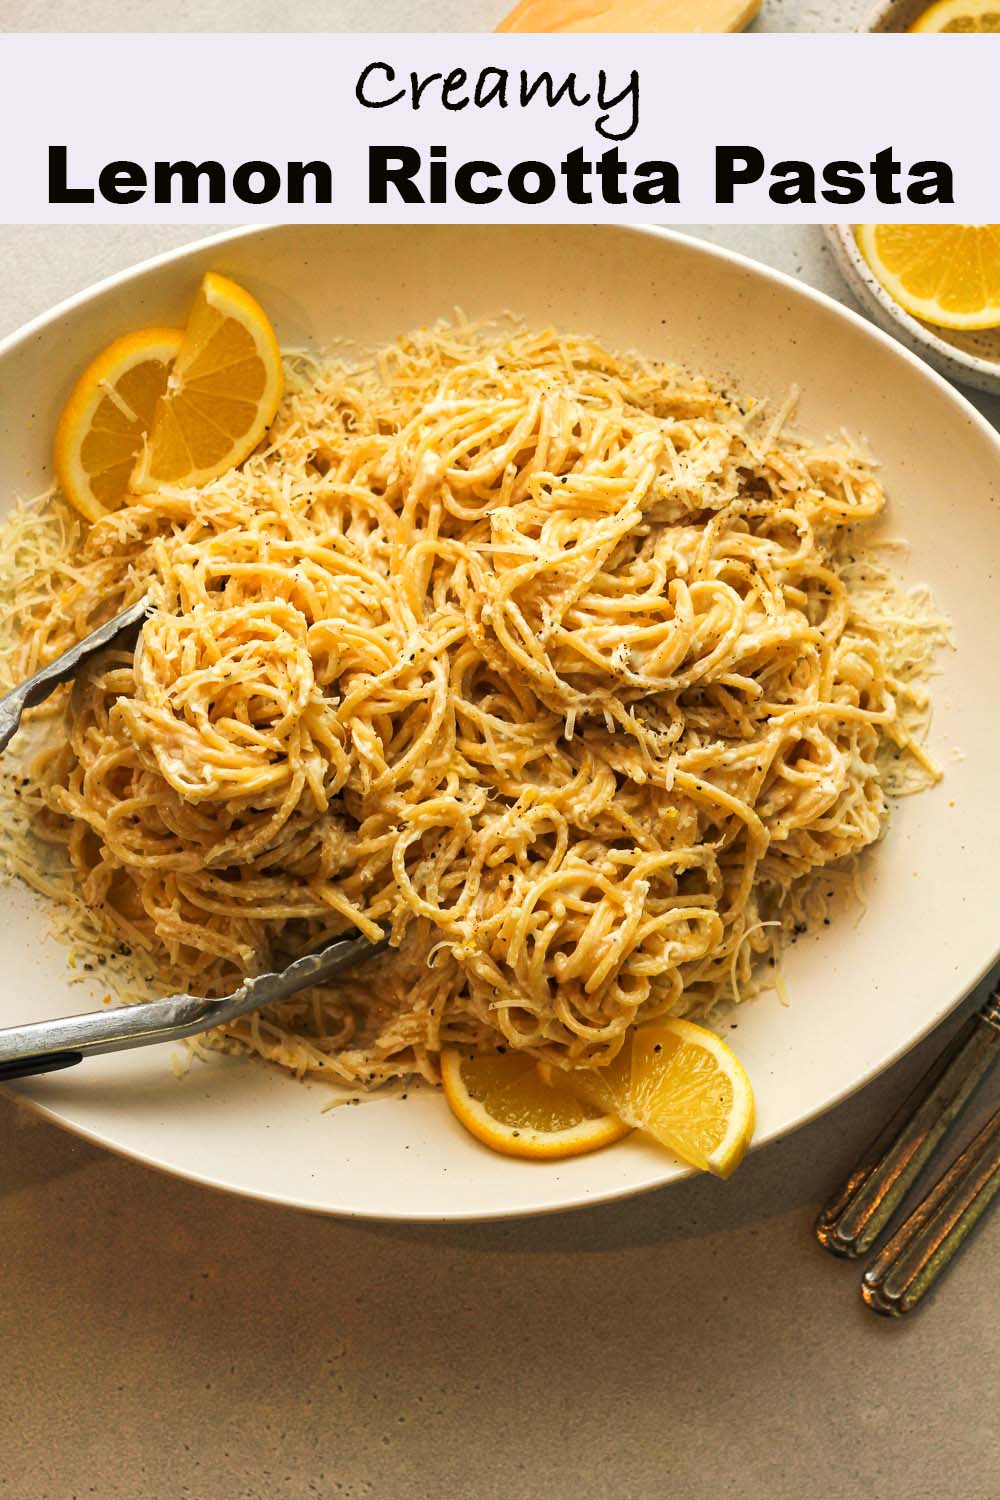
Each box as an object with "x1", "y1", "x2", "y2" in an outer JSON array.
[
  {"x1": 0, "y1": 596, "x2": 149, "y2": 753},
  {"x1": 862, "y1": 1103, "x2": 1000, "y2": 1316},
  {"x1": 815, "y1": 996, "x2": 1000, "y2": 1259},
  {"x1": 0, "y1": 932, "x2": 386, "y2": 1079},
  {"x1": 0, "y1": 990, "x2": 219, "y2": 1073},
  {"x1": 0, "y1": 1052, "x2": 83, "y2": 1082}
]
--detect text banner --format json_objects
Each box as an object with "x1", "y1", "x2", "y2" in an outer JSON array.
[{"x1": 0, "y1": 32, "x2": 993, "y2": 223}]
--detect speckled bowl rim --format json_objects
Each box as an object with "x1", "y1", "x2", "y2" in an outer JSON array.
[
  {"x1": 822, "y1": 0, "x2": 1000, "y2": 397},
  {"x1": 822, "y1": 227, "x2": 1000, "y2": 397}
]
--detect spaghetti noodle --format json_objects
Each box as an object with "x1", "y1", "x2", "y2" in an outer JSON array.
[{"x1": 0, "y1": 323, "x2": 944, "y2": 1086}]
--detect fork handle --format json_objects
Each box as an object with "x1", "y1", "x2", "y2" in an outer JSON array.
[
  {"x1": 861, "y1": 1102, "x2": 1000, "y2": 1316},
  {"x1": 815, "y1": 995, "x2": 1000, "y2": 1259}
]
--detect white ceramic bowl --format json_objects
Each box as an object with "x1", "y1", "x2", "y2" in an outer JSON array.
[{"x1": 2, "y1": 224, "x2": 1000, "y2": 1221}]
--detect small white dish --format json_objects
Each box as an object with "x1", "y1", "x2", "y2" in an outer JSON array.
[
  {"x1": 2, "y1": 223, "x2": 1000, "y2": 1221},
  {"x1": 824, "y1": 226, "x2": 1000, "y2": 398},
  {"x1": 826, "y1": 0, "x2": 1000, "y2": 396}
]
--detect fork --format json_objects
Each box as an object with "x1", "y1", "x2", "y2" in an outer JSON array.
[
  {"x1": 815, "y1": 989, "x2": 1000, "y2": 1314},
  {"x1": 815, "y1": 992, "x2": 1000, "y2": 1260},
  {"x1": 860, "y1": 1096, "x2": 1000, "y2": 1316}
]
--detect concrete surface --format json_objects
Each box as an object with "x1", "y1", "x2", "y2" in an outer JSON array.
[
  {"x1": 3, "y1": 6, "x2": 1000, "y2": 1496},
  {"x1": 3, "y1": 217, "x2": 1000, "y2": 1500},
  {"x1": 7, "y1": 0, "x2": 880, "y2": 34}
]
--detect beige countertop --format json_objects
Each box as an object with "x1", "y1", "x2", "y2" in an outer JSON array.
[
  {"x1": 3, "y1": 217, "x2": 1000, "y2": 1500},
  {"x1": 5, "y1": 0, "x2": 885, "y2": 33},
  {"x1": 3, "y1": 4, "x2": 1000, "y2": 1491}
]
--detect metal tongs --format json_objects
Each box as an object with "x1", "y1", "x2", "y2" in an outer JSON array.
[
  {"x1": 0, "y1": 596, "x2": 150, "y2": 753},
  {"x1": 0, "y1": 597, "x2": 385, "y2": 1081},
  {"x1": 0, "y1": 934, "x2": 385, "y2": 1083}
]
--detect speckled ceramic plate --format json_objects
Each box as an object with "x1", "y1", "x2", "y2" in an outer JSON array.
[
  {"x1": 824, "y1": 225, "x2": 1000, "y2": 397},
  {"x1": 2, "y1": 224, "x2": 999, "y2": 1221},
  {"x1": 842, "y1": 3, "x2": 1000, "y2": 395}
]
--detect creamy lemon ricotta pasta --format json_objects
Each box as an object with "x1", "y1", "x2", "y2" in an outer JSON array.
[{"x1": 0, "y1": 323, "x2": 946, "y2": 1085}]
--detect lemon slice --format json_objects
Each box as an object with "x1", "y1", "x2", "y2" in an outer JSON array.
[
  {"x1": 910, "y1": 0, "x2": 1000, "y2": 29},
  {"x1": 53, "y1": 327, "x2": 184, "y2": 522},
  {"x1": 440, "y1": 1048, "x2": 632, "y2": 1160},
  {"x1": 569, "y1": 1019, "x2": 755, "y2": 1178},
  {"x1": 856, "y1": 225, "x2": 1000, "y2": 332},
  {"x1": 131, "y1": 271, "x2": 284, "y2": 491}
]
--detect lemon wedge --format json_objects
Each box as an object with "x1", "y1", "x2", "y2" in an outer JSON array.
[
  {"x1": 568, "y1": 1019, "x2": 756, "y2": 1178},
  {"x1": 910, "y1": 0, "x2": 1000, "y2": 29},
  {"x1": 856, "y1": 224, "x2": 1000, "y2": 331},
  {"x1": 441, "y1": 1016, "x2": 754, "y2": 1175},
  {"x1": 131, "y1": 271, "x2": 284, "y2": 491},
  {"x1": 440, "y1": 1047, "x2": 632, "y2": 1160},
  {"x1": 53, "y1": 327, "x2": 184, "y2": 522}
]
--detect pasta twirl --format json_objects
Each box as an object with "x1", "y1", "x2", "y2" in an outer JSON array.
[{"x1": 0, "y1": 323, "x2": 944, "y2": 1086}]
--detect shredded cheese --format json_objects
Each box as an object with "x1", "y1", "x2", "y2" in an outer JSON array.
[{"x1": 0, "y1": 320, "x2": 948, "y2": 1089}]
